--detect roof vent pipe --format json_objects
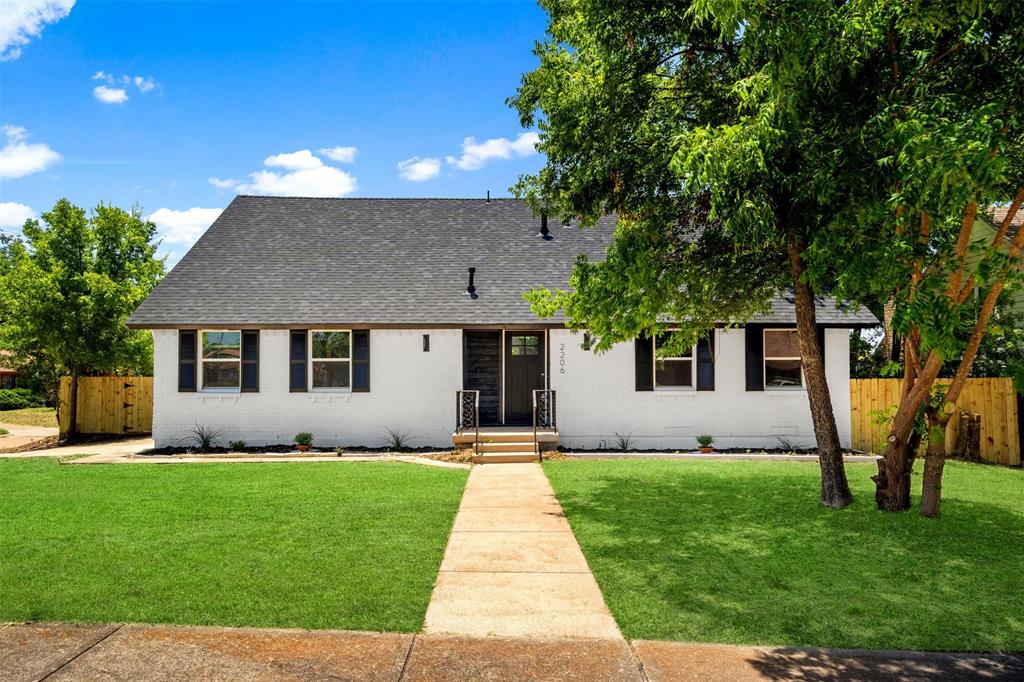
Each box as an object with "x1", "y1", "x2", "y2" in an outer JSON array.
[
  {"x1": 539, "y1": 211, "x2": 552, "y2": 240},
  {"x1": 486, "y1": 190, "x2": 490, "y2": 203},
  {"x1": 466, "y1": 267, "x2": 477, "y2": 298}
]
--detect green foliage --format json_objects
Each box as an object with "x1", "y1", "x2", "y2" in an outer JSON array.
[
  {"x1": 384, "y1": 427, "x2": 411, "y2": 450},
  {"x1": 512, "y1": 0, "x2": 1024, "y2": 374},
  {"x1": 188, "y1": 424, "x2": 222, "y2": 451},
  {"x1": 0, "y1": 388, "x2": 44, "y2": 411},
  {"x1": 293, "y1": 431, "x2": 313, "y2": 447},
  {"x1": 229, "y1": 440, "x2": 246, "y2": 451},
  {"x1": 0, "y1": 200, "x2": 165, "y2": 392},
  {"x1": 697, "y1": 433, "x2": 715, "y2": 448},
  {"x1": 613, "y1": 431, "x2": 634, "y2": 452}
]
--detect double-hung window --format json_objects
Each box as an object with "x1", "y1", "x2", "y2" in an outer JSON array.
[
  {"x1": 310, "y1": 330, "x2": 351, "y2": 390},
  {"x1": 201, "y1": 331, "x2": 241, "y2": 390},
  {"x1": 654, "y1": 334, "x2": 694, "y2": 389},
  {"x1": 764, "y1": 329, "x2": 803, "y2": 389}
]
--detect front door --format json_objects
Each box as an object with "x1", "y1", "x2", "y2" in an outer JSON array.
[{"x1": 505, "y1": 332, "x2": 546, "y2": 425}]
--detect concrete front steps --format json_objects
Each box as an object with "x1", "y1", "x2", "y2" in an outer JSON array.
[{"x1": 452, "y1": 428, "x2": 558, "y2": 464}]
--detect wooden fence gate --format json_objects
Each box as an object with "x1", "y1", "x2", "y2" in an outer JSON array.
[
  {"x1": 58, "y1": 376, "x2": 154, "y2": 436},
  {"x1": 850, "y1": 377, "x2": 1021, "y2": 466}
]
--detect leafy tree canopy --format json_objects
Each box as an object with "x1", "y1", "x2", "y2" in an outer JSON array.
[{"x1": 0, "y1": 199, "x2": 165, "y2": 385}]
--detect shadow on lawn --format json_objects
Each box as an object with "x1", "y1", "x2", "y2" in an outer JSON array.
[
  {"x1": 747, "y1": 647, "x2": 1024, "y2": 681},
  {"x1": 550, "y1": 462, "x2": 1024, "y2": 651}
]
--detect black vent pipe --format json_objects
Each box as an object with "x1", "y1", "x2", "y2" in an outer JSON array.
[
  {"x1": 467, "y1": 267, "x2": 477, "y2": 298},
  {"x1": 540, "y1": 211, "x2": 552, "y2": 240}
]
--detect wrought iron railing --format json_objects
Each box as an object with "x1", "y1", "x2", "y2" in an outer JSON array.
[
  {"x1": 532, "y1": 389, "x2": 556, "y2": 461},
  {"x1": 455, "y1": 389, "x2": 480, "y2": 457}
]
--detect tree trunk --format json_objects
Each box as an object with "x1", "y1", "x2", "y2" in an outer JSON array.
[
  {"x1": 788, "y1": 244, "x2": 853, "y2": 509},
  {"x1": 920, "y1": 411, "x2": 949, "y2": 518},
  {"x1": 65, "y1": 372, "x2": 79, "y2": 441}
]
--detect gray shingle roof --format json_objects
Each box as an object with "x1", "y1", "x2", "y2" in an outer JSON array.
[{"x1": 127, "y1": 196, "x2": 876, "y2": 327}]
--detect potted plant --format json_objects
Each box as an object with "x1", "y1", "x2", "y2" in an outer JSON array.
[
  {"x1": 294, "y1": 432, "x2": 313, "y2": 452},
  {"x1": 697, "y1": 434, "x2": 715, "y2": 453}
]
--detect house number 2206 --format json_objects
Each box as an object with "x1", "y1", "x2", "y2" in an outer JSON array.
[{"x1": 559, "y1": 343, "x2": 566, "y2": 374}]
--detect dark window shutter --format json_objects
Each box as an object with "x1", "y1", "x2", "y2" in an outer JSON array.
[
  {"x1": 352, "y1": 330, "x2": 370, "y2": 392},
  {"x1": 635, "y1": 335, "x2": 653, "y2": 391},
  {"x1": 289, "y1": 330, "x2": 307, "y2": 392},
  {"x1": 745, "y1": 325, "x2": 765, "y2": 391},
  {"x1": 241, "y1": 331, "x2": 259, "y2": 392},
  {"x1": 179, "y1": 330, "x2": 197, "y2": 392},
  {"x1": 696, "y1": 332, "x2": 715, "y2": 391}
]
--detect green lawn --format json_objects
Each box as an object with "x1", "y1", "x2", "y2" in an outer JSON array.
[
  {"x1": 0, "y1": 458, "x2": 467, "y2": 632},
  {"x1": 0, "y1": 407, "x2": 57, "y2": 428},
  {"x1": 544, "y1": 459, "x2": 1024, "y2": 651}
]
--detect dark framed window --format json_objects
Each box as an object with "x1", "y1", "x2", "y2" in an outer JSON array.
[
  {"x1": 764, "y1": 329, "x2": 803, "y2": 389},
  {"x1": 654, "y1": 334, "x2": 694, "y2": 389}
]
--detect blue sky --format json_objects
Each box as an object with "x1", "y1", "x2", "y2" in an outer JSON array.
[{"x1": 0, "y1": 0, "x2": 550, "y2": 261}]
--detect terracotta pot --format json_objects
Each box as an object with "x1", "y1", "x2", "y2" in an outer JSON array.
[
  {"x1": 699, "y1": 447, "x2": 714, "y2": 454},
  {"x1": 296, "y1": 444, "x2": 310, "y2": 452}
]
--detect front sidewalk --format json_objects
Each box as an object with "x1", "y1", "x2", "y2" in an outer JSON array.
[{"x1": 3, "y1": 622, "x2": 1022, "y2": 681}]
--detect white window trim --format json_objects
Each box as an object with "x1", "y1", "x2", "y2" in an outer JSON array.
[
  {"x1": 309, "y1": 329, "x2": 353, "y2": 392},
  {"x1": 199, "y1": 329, "x2": 242, "y2": 393},
  {"x1": 653, "y1": 334, "x2": 696, "y2": 391},
  {"x1": 763, "y1": 328, "x2": 805, "y2": 391}
]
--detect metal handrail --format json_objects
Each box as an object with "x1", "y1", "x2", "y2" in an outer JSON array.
[
  {"x1": 455, "y1": 389, "x2": 480, "y2": 457},
  {"x1": 532, "y1": 389, "x2": 556, "y2": 462}
]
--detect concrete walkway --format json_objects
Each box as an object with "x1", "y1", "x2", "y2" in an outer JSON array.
[
  {"x1": 423, "y1": 462, "x2": 621, "y2": 639},
  {"x1": 0, "y1": 437, "x2": 152, "y2": 459},
  {"x1": 0, "y1": 422, "x2": 58, "y2": 451},
  {"x1": 3, "y1": 622, "x2": 1022, "y2": 681}
]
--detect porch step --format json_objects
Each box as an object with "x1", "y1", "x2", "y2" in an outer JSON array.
[
  {"x1": 472, "y1": 453, "x2": 540, "y2": 464},
  {"x1": 476, "y1": 441, "x2": 544, "y2": 453},
  {"x1": 452, "y1": 430, "x2": 558, "y2": 446}
]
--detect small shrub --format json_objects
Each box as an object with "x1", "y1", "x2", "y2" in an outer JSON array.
[
  {"x1": 229, "y1": 440, "x2": 246, "y2": 451},
  {"x1": 294, "y1": 432, "x2": 313, "y2": 447},
  {"x1": 776, "y1": 436, "x2": 796, "y2": 451},
  {"x1": 0, "y1": 388, "x2": 44, "y2": 411},
  {"x1": 384, "y1": 427, "x2": 412, "y2": 450},
  {"x1": 334, "y1": 447, "x2": 346, "y2": 456},
  {"x1": 188, "y1": 424, "x2": 222, "y2": 452},
  {"x1": 0, "y1": 427, "x2": 8, "y2": 436},
  {"x1": 697, "y1": 433, "x2": 715, "y2": 448},
  {"x1": 613, "y1": 431, "x2": 634, "y2": 452}
]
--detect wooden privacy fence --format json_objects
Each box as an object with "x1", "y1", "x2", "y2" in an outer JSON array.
[
  {"x1": 850, "y1": 378, "x2": 1020, "y2": 466},
  {"x1": 58, "y1": 376, "x2": 154, "y2": 436}
]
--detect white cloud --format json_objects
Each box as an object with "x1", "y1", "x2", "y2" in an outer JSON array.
[
  {"x1": 263, "y1": 149, "x2": 322, "y2": 170},
  {"x1": 208, "y1": 176, "x2": 240, "y2": 190},
  {"x1": 0, "y1": 0, "x2": 74, "y2": 61},
  {"x1": 147, "y1": 207, "x2": 223, "y2": 246},
  {"x1": 212, "y1": 150, "x2": 358, "y2": 198},
  {"x1": 445, "y1": 132, "x2": 540, "y2": 171},
  {"x1": 0, "y1": 202, "x2": 36, "y2": 229},
  {"x1": 93, "y1": 84, "x2": 128, "y2": 104},
  {"x1": 133, "y1": 75, "x2": 155, "y2": 92},
  {"x1": 319, "y1": 146, "x2": 357, "y2": 163},
  {"x1": 397, "y1": 156, "x2": 441, "y2": 182},
  {"x1": 0, "y1": 125, "x2": 60, "y2": 178},
  {"x1": 92, "y1": 70, "x2": 111, "y2": 82}
]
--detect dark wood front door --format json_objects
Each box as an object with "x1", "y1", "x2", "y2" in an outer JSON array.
[{"x1": 505, "y1": 332, "x2": 546, "y2": 425}]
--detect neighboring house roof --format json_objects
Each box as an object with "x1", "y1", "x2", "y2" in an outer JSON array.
[
  {"x1": 127, "y1": 196, "x2": 876, "y2": 328},
  {"x1": 987, "y1": 205, "x2": 1023, "y2": 243}
]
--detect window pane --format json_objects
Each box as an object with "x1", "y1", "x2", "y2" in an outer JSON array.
[
  {"x1": 765, "y1": 330, "x2": 800, "y2": 358},
  {"x1": 313, "y1": 360, "x2": 350, "y2": 388},
  {"x1": 655, "y1": 334, "x2": 692, "y2": 358},
  {"x1": 511, "y1": 346, "x2": 523, "y2": 356},
  {"x1": 765, "y1": 359, "x2": 803, "y2": 388},
  {"x1": 524, "y1": 336, "x2": 539, "y2": 346},
  {"x1": 655, "y1": 359, "x2": 692, "y2": 387},
  {"x1": 312, "y1": 331, "x2": 350, "y2": 359},
  {"x1": 203, "y1": 361, "x2": 239, "y2": 388},
  {"x1": 202, "y1": 331, "x2": 240, "y2": 359}
]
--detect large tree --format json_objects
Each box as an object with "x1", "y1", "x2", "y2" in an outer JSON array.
[
  {"x1": 512, "y1": 1, "x2": 859, "y2": 507},
  {"x1": 0, "y1": 199, "x2": 165, "y2": 437},
  {"x1": 513, "y1": 0, "x2": 1023, "y2": 516}
]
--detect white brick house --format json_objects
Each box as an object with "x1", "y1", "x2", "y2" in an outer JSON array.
[{"x1": 128, "y1": 196, "x2": 875, "y2": 452}]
